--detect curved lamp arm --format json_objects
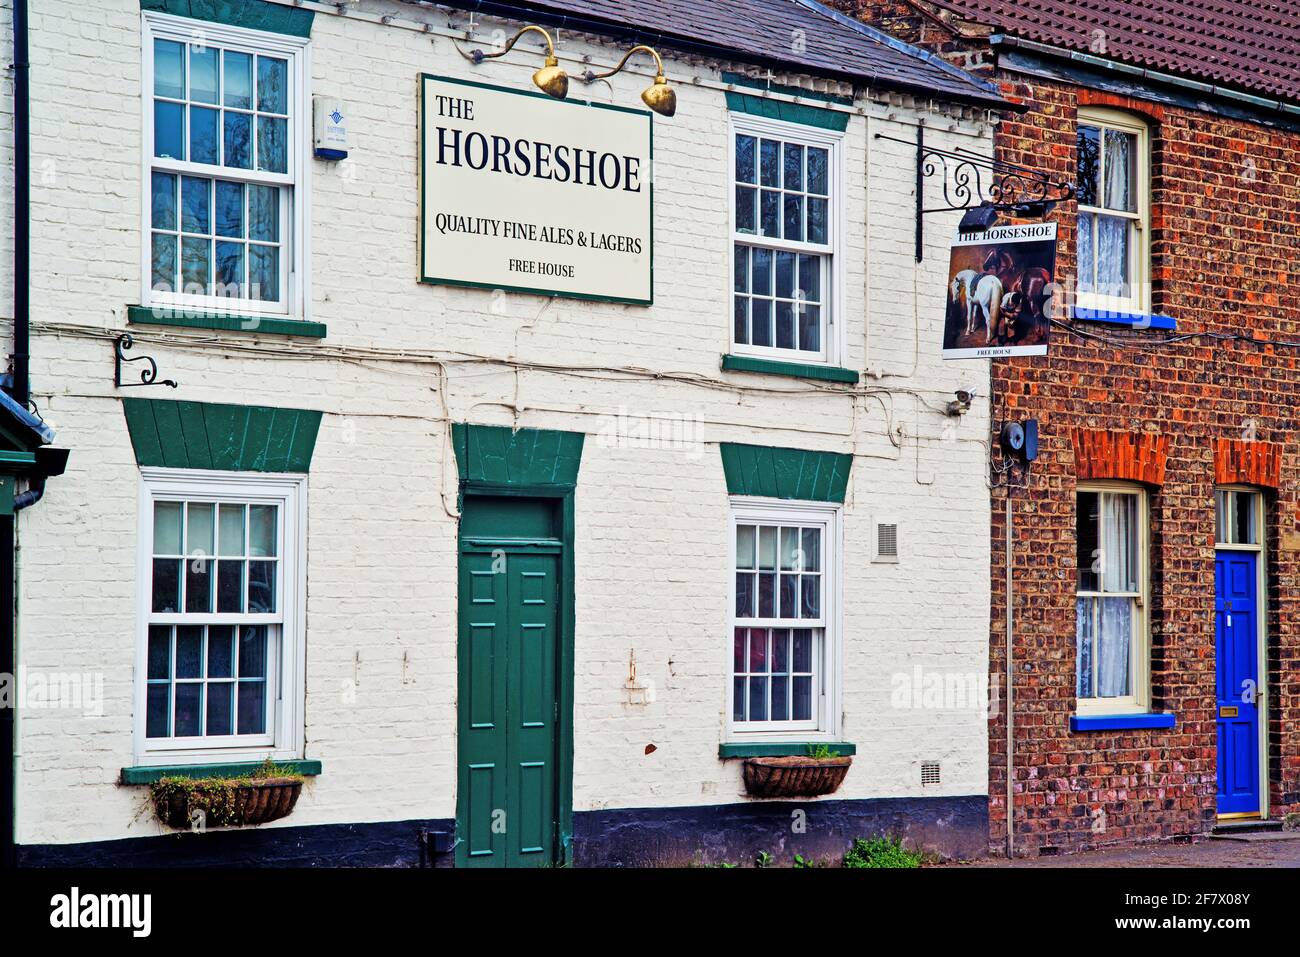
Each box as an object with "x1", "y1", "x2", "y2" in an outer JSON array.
[
  {"x1": 584, "y1": 44, "x2": 666, "y2": 82},
  {"x1": 456, "y1": 24, "x2": 556, "y2": 65}
]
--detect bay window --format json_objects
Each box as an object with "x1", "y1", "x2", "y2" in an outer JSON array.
[
  {"x1": 731, "y1": 117, "x2": 839, "y2": 363},
  {"x1": 1076, "y1": 108, "x2": 1149, "y2": 314},
  {"x1": 1076, "y1": 484, "x2": 1149, "y2": 713},
  {"x1": 143, "y1": 13, "x2": 307, "y2": 320}
]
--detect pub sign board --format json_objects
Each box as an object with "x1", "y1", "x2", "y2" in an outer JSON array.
[
  {"x1": 419, "y1": 74, "x2": 653, "y2": 304},
  {"x1": 942, "y1": 222, "x2": 1057, "y2": 359}
]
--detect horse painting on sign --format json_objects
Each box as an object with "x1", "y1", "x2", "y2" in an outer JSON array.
[{"x1": 943, "y1": 222, "x2": 1058, "y2": 359}]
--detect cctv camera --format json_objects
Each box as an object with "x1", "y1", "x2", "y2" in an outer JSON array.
[{"x1": 955, "y1": 388, "x2": 978, "y2": 405}]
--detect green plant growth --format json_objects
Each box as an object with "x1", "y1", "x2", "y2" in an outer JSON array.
[
  {"x1": 149, "y1": 760, "x2": 304, "y2": 830},
  {"x1": 805, "y1": 744, "x2": 841, "y2": 760},
  {"x1": 793, "y1": 854, "x2": 817, "y2": 868},
  {"x1": 842, "y1": 836, "x2": 922, "y2": 869},
  {"x1": 755, "y1": 850, "x2": 773, "y2": 868}
]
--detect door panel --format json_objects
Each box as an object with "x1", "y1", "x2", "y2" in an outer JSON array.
[
  {"x1": 458, "y1": 542, "x2": 561, "y2": 867},
  {"x1": 1214, "y1": 551, "x2": 1261, "y2": 816}
]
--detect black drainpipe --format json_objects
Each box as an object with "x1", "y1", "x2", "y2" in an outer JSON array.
[{"x1": 3, "y1": 0, "x2": 30, "y2": 869}]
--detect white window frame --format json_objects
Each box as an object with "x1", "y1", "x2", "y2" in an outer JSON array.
[
  {"x1": 726, "y1": 497, "x2": 843, "y2": 740},
  {"x1": 1076, "y1": 107, "x2": 1149, "y2": 315},
  {"x1": 728, "y1": 114, "x2": 845, "y2": 366},
  {"x1": 134, "y1": 468, "x2": 307, "y2": 765},
  {"x1": 1075, "y1": 481, "x2": 1150, "y2": 715},
  {"x1": 141, "y1": 12, "x2": 311, "y2": 322}
]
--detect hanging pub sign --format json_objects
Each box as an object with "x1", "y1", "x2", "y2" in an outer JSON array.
[
  {"x1": 942, "y1": 222, "x2": 1057, "y2": 359},
  {"x1": 419, "y1": 74, "x2": 653, "y2": 304}
]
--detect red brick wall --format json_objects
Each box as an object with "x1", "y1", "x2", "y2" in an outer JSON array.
[{"x1": 849, "y1": 3, "x2": 1300, "y2": 855}]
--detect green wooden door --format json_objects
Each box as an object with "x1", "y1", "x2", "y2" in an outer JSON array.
[{"x1": 457, "y1": 545, "x2": 561, "y2": 867}]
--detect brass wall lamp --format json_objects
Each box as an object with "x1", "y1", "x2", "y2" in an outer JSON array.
[
  {"x1": 582, "y1": 45, "x2": 677, "y2": 117},
  {"x1": 456, "y1": 24, "x2": 569, "y2": 100}
]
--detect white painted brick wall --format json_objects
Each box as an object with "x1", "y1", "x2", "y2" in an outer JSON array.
[{"x1": 8, "y1": 0, "x2": 993, "y2": 847}]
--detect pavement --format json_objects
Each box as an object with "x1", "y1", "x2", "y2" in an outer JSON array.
[{"x1": 946, "y1": 832, "x2": 1300, "y2": 868}]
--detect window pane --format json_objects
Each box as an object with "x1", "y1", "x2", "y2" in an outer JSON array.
[
  {"x1": 154, "y1": 501, "x2": 183, "y2": 554},
  {"x1": 792, "y1": 629, "x2": 812, "y2": 672},
  {"x1": 1076, "y1": 597, "x2": 1094, "y2": 698},
  {"x1": 783, "y1": 143, "x2": 803, "y2": 190},
  {"x1": 779, "y1": 573, "x2": 797, "y2": 617},
  {"x1": 1076, "y1": 125, "x2": 1100, "y2": 207},
  {"x1": 798, "y1": 305, "x2": 820, "y2": 353},
  {"x1": 783, "y1": 194, "x2": 804, "y2": 241},
  {"x1": 174, "y1": 683, "x2": 202, "y2": 737},
  {"x1": 154, "y1": 39, "x2": 185, "y2": 99},
  {"x1": 237, "y1": 681, "x2": 267, "y2": 734},
  {"x1": 181, "y1": 237, "x2": 211, "y2": 292},
  {"x1": 181, "y1": 176, "x2": 210, "y2": 233},
  {"x1": 1101, "y1": 493, "x2": 1138, "y2": 593},
  {"x1": 1077, "y1": 211, "x2": 1095, "y2": 293},
  {"x1": 224, "y1": 111, "x2": 252, "y2": 169},
  {"x1": 1232, "y1": 492, "x2": 1257, "y2": 545},
  {"x1": 758, "y1": 525, "x2": 777, "y2": 569},
  {"x1": 775, "y1": 302, "x2": 795, "y2": 349},
  {"x1": 775, "y1": 250, "x2": 795, "y2": 300},
  {"x1": 801, "y1": 528, "x2": 821, "y2": 571},
  {"x1": 760, "y1": 189, "x2": 780, "y2": 238},
  {"x1": 771, "y1": 675, "x2": 789, "y2": 721},
  {"x1": 735, "y1": 134, "x2": 756, "y2": 183},
  {"x1": 800, "y1": 575, "x2": 820, "y2": 618},
  {"x1": 175, "y1": 625, "x2": 203, "y2": 679},
  {"x1": 224, "y1": 51, "x2": 252, "y2": 109},
  {"x1": 147, "y1": 625, "x2": 171, "y2": 680},
  {"x1": 772, "y1": 629, "x2": 789, "y2": 672},
  {"x1": 250, "y1": 245, "x2": 279, "y2": 302},
  {"x1": 249, "y1": 504, "x2": 277, "y2": 557},
  {"x1": 792, "y1": 675, "x2": 812, "y2": 721},
  {"x1": 206, "y1": 682, "x2": 234, "y2": 736},
  {"x1": 1214, "y1": 490, "x2": 1229, "y2": 544},
  {"x1": 207, "y1": 625, "x2": 235, "y2": 677},
  {"x1": 735, "y1": 524, "x2": 755, "y2": 569},
  {"x1": 154, "y1": 100, "x2": 185, "y2": 159},
  {"x1": 807, "y1": 197, "x2": 828, "y2": 245},
  {"x1": 1096, "y1": 215, "x2": 1130, "y2": 298},
  {"x1": 1097, "y1": 597, "x2": 1133, "y2": 697},
  {"x1": 217, "y1": 560, "x2": 244, "y2": 613},
  {"x1": 759, "y1": 139, "x2": 779, "y2": 186},
  {"x1": 215, "y1": 181, "x2": 244, "y2": 238},
  {"x1": 807, "y1": 147, "x2": 828, "y2": 195},
  {"x1": 239, "y1": 625, "x2": 267, "y2": 677},
  {"x1": 748, "y1": 677, "x2": 768, "y2": 721},
  {"x1": 215, "y1": 241, "x2": 245, "y2": 292},
  {"x1": 799, "y1": 255, "x2": 821, "y2": 304},
  {"x1": 152, "y1": 558, "x2": 181, "y2": 613},
  {"x1": 217, "y1": 504, "x2": 245, "y2": 555},
  {"x1": 735, "y1": 572, "x2": 755, "y2": 617},
  {"x1": 152, "y1": 172, "x2": 177, "y2": 230},
  {"x1": 733, "y1": 246, "x2": 749, "y2": 294},
  {"x1": 151, "y1": 234, "x2": 177, "y2": 293},
  {"x1": 733, "y1": 296, "x2": 748, "y2": 344},
  {"x1": 146, "y1": 684, "x2": 171, "y2": 738},
  {"x1": 187, "y1": 503, "x2": 215, "y2": 557},
  {"x1": 780, "y1": 528, "x2": 800, "y2": 570},
  {"x1": 733, "y1": 628, "x2": 746, "y2": 673},
  {"x1": 733, "y1": 677, "x2": 745, "y2": 721},
  {"x1": 247, "y1": 561, "x2": 276, "y2": 613},
  {"x1": 735, "y1": 186, "x2": 756, "y2": 233},
  {"x1": 257, "y1": 57, "x2": 288, "y2": 114},
  {"x1": 1104, "y1": 128, "x2": 1136, "y2": 212},
  {"x1": 757, "y1": 572, "x2": 776, "y2": 618},
  {"x1": 257, "y1": 115, "x2": 288, "y2": 173},
  {"x1": 189, "y1": 44, "x2": 219, "y2": 104},
  {"x1": 749, "y1": 629, "x2": 768, "y2": 672},
  {"x1": 750, "y1": 247, "x2": 772, "y2": 296},
  {"x1": 750, "y1": 299, "x2": 772, "y2": 347},
  {"x1": 185, "y1": 555, "x2": 213, "y2": 613},
  {"x1": 1076, "y1": 491, "x2": 1100, "y2": 591},
  {"x1": 249, "y1": 185, "x2": 279, "y2": 242}
]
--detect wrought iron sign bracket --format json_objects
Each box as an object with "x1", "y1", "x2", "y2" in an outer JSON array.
[
  {"x1": 114, "y1": 334, "x2": 178, "y2": 389},
  {"x1": 875, "y1": 125, "x2": 1074, "y2": 262}
]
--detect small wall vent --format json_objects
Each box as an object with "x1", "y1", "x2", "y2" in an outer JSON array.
[
  {"x1": 921, "y1": 760, "x2": 941, "y2": 786},
  {"x1": 875, "y1": 523, "x2": 899, "y2": 563}
]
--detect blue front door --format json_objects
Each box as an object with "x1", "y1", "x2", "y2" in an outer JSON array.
[{"x1": 1214, "y1": 551, "x2": 1261, "y2": 816}]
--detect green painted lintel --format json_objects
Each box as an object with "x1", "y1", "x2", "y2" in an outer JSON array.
[
  {"x1": 122, "y1": 398, "x2": 323, "y2": 472},
  {"x1": 726, "y1": 91, "x2": 850, "y2": 131},
  {"x1": 120, "y1": 759, "x2": 322, "y2": 785},
  {"x1": 722, "y1": 354, "x2": 859, "y2": 384},
  {"x1": 720, "y1": 441, "x2": 853, "y2": 503},
  {"x1": 128, "y1": 306, "x2": 326, "y2": 339},
  {"x1": 451, "y1": 423, "x2": 585, "y2": 489},
  {"x1": 719, "y1": 742, "x2": 856, "y2": 758},
  {"x1": 141, "y1": 0, "x2": 314, "y2": 37}
]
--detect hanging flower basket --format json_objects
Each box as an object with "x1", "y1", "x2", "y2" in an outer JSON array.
[
  {"x1": 151, "y1": 775, "x2": 303, "y2": 830},
  {"x1": 742, "y1": 755, "x2": 852, "y2": 798}
]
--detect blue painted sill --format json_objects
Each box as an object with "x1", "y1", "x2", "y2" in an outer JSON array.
[
  {"x1": 1073, "y1": 307, "x2": 1177, "y2": 331},
  {"x1": 1069, "y1": 713, "x2": 1176, "y2": 732}
]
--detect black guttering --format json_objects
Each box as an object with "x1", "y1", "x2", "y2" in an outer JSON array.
[
  {"x1": 11, "y1": 0, "x2": 28, "y2": 409},
  {"x1": 432, "y1": 0, "x2": 1012, "y2": 111}
]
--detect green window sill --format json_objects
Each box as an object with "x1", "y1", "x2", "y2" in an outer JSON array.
[
  {"x1": 721, "y1": 354, "x2": 859, "y2": 384},
  {"x1": 128, "y1": 305, "x2": 327, "y2": 339},
  {"x1": 719, "y1": 742, "x2": 856, "y2": 759},
  {"x1": 120, "y1": 759, "x2": 322, "y2": 785}
]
